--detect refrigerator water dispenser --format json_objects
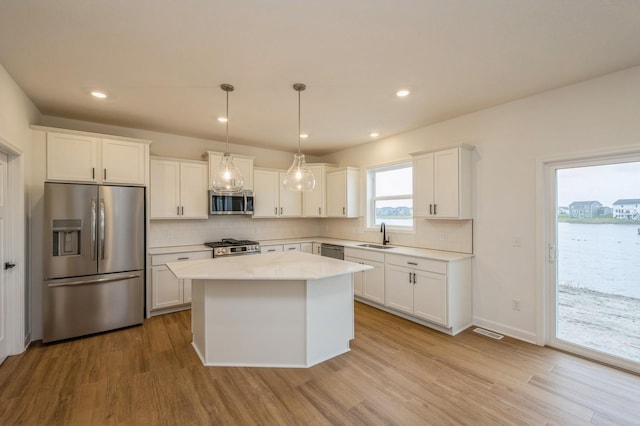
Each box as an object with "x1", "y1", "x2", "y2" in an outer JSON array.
[{"x1": 52, "y1": 219, "x2": 81, "y2": 256}]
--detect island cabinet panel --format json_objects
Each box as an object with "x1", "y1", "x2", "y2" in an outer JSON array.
[
  {"x1": 384, "y1": 252, "x2": 471, "y2": 334},
  {"x1": 412, "y1": 145, "x2": 473, "y2": 219},
  {"x1": 345, "y1": 247, "x2": 385, "y2": 303},
  {"x1": 191, "y1": 275, "x2": 354, "y2": 367}
]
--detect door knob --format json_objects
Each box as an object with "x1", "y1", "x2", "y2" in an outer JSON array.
[{"x1": 4, "y1": 262, "x2": 16, "y2": 270}]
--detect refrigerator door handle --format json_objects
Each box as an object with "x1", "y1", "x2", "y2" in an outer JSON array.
[
  {"x1": 47, "y1": 273, "x2": 142, "y2": 288},
  {"x1": 99, "y1": 198, "x2": 106, "y2": 260},
  {"x1": 91, "y1": 198, "x2": 97, "y2": 260}
]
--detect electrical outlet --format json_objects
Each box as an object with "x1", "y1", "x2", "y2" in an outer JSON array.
[
  {"x1": 512, "y1": 299, "x2": 521, "y2": 311},
  {"x1": 438, "y1": 231, "x2": 446, "y2": 241},
  {"x1": 167, "y1": 230, "x2": 174, "y2": 238},
  {"x1": 512, "y1": 236, "x2": 521, "y2": 247}
]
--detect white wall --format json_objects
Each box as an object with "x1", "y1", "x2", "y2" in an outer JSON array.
[
  {"x1": 321, "y1": 65, "x2": 640, "y2": 342},
  {"x1": 0, "y1": 64, "x2": 41, "y2": 349}
]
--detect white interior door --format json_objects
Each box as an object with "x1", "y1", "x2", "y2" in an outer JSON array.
[{"x1": 0, "y1": 152, "x2": 8, "y2": 364}]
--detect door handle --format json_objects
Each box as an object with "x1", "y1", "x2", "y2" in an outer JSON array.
[
  {"x1": 280, "y1": 207, "x2": 283, "y2": 215},
  {"x1": 99, "y1": 198, "x2": 105, "y2": 260},
  {"x1": 343, "y1": 206, "x2": 346, "y2": 215},
  {"x1": 409, "y1": 272, "x2": 412, "y2": 283},
  {"x1": 104, "y1": 168, "x2": 107, "y2": 180},
  {"x1": 429, "y1": 204, "x2": 433, "y2": 215},
  {"x1": 434, "y1": 204, "x2": 437, "y2": 215},
  {"x1": 47, "y1": 273, "x2": 141, "y2": 288},
  {"x1": 413, "y1": 273, "x2": 417, "y2": 283},
  {"x1": 91, "y1": 198, "x2": 97, "y2": 260},
  {"x1": 4, "y1": 262, "x2": 16, "y2": 270}
]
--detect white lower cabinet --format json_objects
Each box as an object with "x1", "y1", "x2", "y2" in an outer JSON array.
[
  {"x1": 150, "y1": 248, "x2": 212, "y2": 312},
  {"x1": 284, "y1": 243, "x2": 301, "y2": 252},
  {"x1": 312, "y1": 242, "x2": 322, "y2": 255},
  {"x1": 301, "y1": 242, "x2": 313, "y2": 253},
  {"x1": 345, "y1": 248, "x2": 385, "y2": 304},
  {"x1": 384, "y1": 253, "x2": 471, "y2": 333},
  {"x1": 260, "y1": 244, "x2": 283, "y2": 254}
]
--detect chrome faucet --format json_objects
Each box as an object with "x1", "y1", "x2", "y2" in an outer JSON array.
[{"x1": 381, "y1": 222, "x2": 389, "y2": 245}]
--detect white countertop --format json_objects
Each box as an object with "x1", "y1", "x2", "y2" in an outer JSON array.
[
  {"x1": 167, "y1": 251, "x2": 372, "y2": 281},
  {"x1": 149, "y1": 244, "x2": 212, "y2": 256},
  {"x1": 260, "y1": 237, "x2": 473, "y2": 262}
]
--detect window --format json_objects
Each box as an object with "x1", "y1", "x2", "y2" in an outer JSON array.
[{"x1": 367, "y1": 162, "x2": 413, "y2": 229}]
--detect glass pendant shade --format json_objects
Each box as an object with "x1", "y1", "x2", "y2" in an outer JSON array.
[
  {"x1": 212, "y1": 153, "x2": 244, "y2": 193},
  {"x1": 284, "y1": 83, "x2": 316, "y2": 192},
  {"x1": 283, "y1": 153, "x2": 315, "y2": 191},
  {"x1": 211, "y1": 83, "x2": 244, "y2": 193}
]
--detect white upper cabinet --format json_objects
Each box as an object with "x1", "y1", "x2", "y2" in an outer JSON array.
[
  {"x1": 101, "y1": 138, "x2": 146, "y2": 184},
  {"x1": 47, "y1": 133, "x2": 98, "y2": 182},
  {"x1": 302, "y1": 163, "x2": 335, "y2": 217},
  {"x1": 204, "y1": 151, "x2": 254, "y2": 191},
  {"x1": 253, "y1": 168, "x2": 301, "y2": 218},
  {"x1": 46, "y1": 131, "x2": 148, "y2": 185},
  {"x1": 326, "y1": 167, "x2": 359, "y2": 218},
  {"x1": 150, "y1": 158, "x2": 208, "y2": 219},
  {"x1": 412, "y1": 145, "x2": 473, "y2": 219}
]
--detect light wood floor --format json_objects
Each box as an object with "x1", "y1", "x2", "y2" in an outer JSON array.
[{"x1": 1, "y1": 302, "x2": 639, "y2": 425}]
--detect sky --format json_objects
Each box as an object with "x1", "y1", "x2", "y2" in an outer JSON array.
[{"x1": 557, "y1": 161, "x2": 640, "y2": 207}]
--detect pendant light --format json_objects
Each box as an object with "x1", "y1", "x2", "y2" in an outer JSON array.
[
  {"x1": 212, "y1": 83, "x2": 244, "y2": 193},
  {"x1": 283, "y1": 83, "x2": 316, "y2": 192}
]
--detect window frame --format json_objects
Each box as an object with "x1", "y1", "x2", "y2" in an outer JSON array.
[{"x1": 366, "y1": 161, "x2": 414, "y2": 231}]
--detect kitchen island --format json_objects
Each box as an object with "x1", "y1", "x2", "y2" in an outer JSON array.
[{"x1": 167, "y1": 251, "x2": 372, "y2": 368}]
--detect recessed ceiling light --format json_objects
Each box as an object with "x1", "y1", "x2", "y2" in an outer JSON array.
[
  {"x1": 370, "y1": 132, "x2": 379, "y2": 138},
  {"x1": 91, "y1": 91, "x2": 107, "y2": 99},
  {"x1": 300, "y1": 133, "x2": 308, "y2": 139},
  {"x1": 217, "y1": 116, "x2": 228, "y2": 123},
  {"x1": 396, "y1": 89, "x2": 410, "y2": 97}
]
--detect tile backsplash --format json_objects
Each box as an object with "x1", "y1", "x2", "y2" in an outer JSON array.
[
  {"x1": 149, "y1": 216, "x2": 323, "y2": 247},
  {"x1": 150, "y1": 215, "x2": 472, "y2": 254}
]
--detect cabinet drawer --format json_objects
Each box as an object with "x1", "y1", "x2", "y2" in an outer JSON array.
[
  {"x1": 283, "y1": 243, "x2": 301, "y2": 252},
  {"x1": 344, "y1": 247, "x2": 385, "y2": 263},
  {"x1": 151, "y1": 250, "x2": 212, "y2": 266},
  {"x1": 385, "y1": 253, "x2": 446, "y2": 274}
]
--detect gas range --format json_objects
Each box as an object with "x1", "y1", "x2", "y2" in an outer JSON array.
[{"x1": 205, "y1": 238, "x2": 261, "y2": 257}]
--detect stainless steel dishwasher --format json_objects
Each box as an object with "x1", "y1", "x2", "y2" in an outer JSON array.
[{"x1": 320, "y1": 243, "x2": 344, "y2": 260}]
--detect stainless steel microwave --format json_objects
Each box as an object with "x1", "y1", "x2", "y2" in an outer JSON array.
[{"x1": 209, "y1": 190, "x2": 254, "y2": 215}]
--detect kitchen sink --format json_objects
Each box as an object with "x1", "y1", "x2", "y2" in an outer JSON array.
[{"x1": 357, "y1": 244, "x2": 394, "y2": 250}]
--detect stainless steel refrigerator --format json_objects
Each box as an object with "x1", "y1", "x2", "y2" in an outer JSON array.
[{"x1": 43, "y1": 182, "x2": 145, "y2": 343}]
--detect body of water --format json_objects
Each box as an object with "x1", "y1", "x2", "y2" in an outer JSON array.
[{"x1": 558, "y1": 222, "x2": 640, "y2": 299}]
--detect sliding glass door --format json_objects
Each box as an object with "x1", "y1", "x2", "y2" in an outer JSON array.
[{"x1": 547, "y1": 155, "x2": 640, "y2": 373}]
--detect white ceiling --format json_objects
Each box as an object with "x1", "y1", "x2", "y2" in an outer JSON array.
[{"x1": 2, "y1": 1, "x2": 640, "y2": 155}]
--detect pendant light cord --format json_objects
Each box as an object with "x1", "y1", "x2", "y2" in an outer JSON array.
[
  {"x1": 225, "y1": 88, "x2": 230, "y2": 153},
  {"x1": 220, "y1": 83, "x2": 234, "y2": 155},
  {"x1": 297, "y1": 88, "x2": 301, "y2": 154}
]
